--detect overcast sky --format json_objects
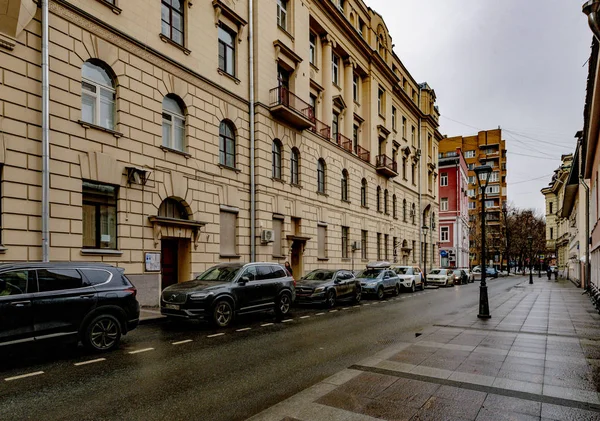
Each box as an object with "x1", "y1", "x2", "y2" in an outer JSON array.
[{"x1": 367, "y1": 0, "x2": 592, "y2": 214}]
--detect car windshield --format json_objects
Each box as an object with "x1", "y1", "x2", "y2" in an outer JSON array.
[
  {"x1": 429, "y1": 269, "x2": 446, "y2": 275},
  {"x1": 302, "y1": 270, "x2": 336, "y2": 281},
  {"x1": 453, "y1": 270, "x2": 462, "y2": 275},
  {"x1": 395, "y1": 267, "x2": 411, "y2": 275},
  {"x1": 356, "y1": 269, "x2": 382, "y2": 278},
  {"x1": 196, "y1": 266, "x2": 241, "y2": 282}
]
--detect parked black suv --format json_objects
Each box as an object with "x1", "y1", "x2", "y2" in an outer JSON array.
[
  {"x1": 161, "y1": 262, "x2": 295, "y2": 327},
  {"x1": 0, "y1": 263, "x2": 140, "y2": 352},
  {"x1": 295, "y1": 269, "x2": 361, "y2": 308}
]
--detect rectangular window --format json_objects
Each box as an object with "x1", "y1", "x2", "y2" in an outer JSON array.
[
  {"x1": 489, "y1": 172, "x2": 500, "y2": 182},
  {"x1": 550, "y1": 227, "x2": 553, "y2": 239},
  {"x1": 82, "y1": 181, "x2": 117, "y2": 250},
  {"x1": 342, "y1": 226, "x2": 349, "y2": 259},
  {"x1": 468, "y1": 163, "x2": 474, "y2": 170},
  {"x1": 412, "y1": 240, "x2": 416, "y2": 262},
  {"x1": 220, "y1": 211, "x2": 237, "y2": 256},
  {"x1": 353, "y1": 124, "x2": 359, "y2": 153},
  {"x1": 485, "y1": 185, "x2": 500, "y2": 194},
  {"x1": 377, "y1": 233, "x2": 382, "y2": 260},
  {"x1": 441, "y1": 198, "x2": 448, "y2": 211},
  {"x1": 402, "y1": 157, "x2": 407, "y2": 180},
  {"x1": 353, "y1": 74, "x2": 359, "y2": 102},
  {"x1": 412, "y1": 163, "x2": 416, "y2": 185},
  {"x1": 468, "y1": 201, "x2": 476, "y2": 210},
  {"x1": 549, "y1": 202, "x2": 553, "y2": 214},
  {"x1": 218, "y1": 23, "x2": 236, "y2": 76},
  {"x1": 411, "y1": 126, "x2": 415, "y2": 146},
  {"x1": 361, "y1": 230, "x2": 367, "y2": 260},
  {"x1": 392, "y1": 106, "x2": 397, "y2": 131},
  {"x1": 161, "y1": 0, "x2": 184, "y2": 46},
  {"x1": 332, "y1": 53, "x2": 340, "y2": 85},
  {"x1": 484, "y1": 200, "x2": 495, "y2": 209},
  {"x1": 309, "y1": 32, "x2": 316, "y2": 65},
  {"x1": 402, "y1": 117, "x2": 407, "y2": 138},
  {"x1": 378, "y1": 87, "x2": 384, "y2": 116},
  {"x1": 440, "y1": 173, "x2": 448, "y2": 187},
  {"x1": 318, "y1": 224, "x2": 327, "y2": 259},
  {"x1": 468, "y1": 189, "x2": 475, "y2": 197},
  {"x1": 358, "y1": 18, "x2": 365, "y2": 37},
  {"x1": 464, "y1": 150, "x2": 475, "y2": 158},
  {"x1": 277, "y1": 0, "x2": 288, "y2": 31},
  {"x1": 332, "y1": 112, "x2": 339, "y2": 140},
  {"x1": 441, "y1": 227, "x2": 449, "y2": 242},
  {"x1": 468, "y1": 176, "x2": 475, "y2": 184},
  {"x1": 273, "y1": 217, "x2": 283, "y2": 256},
  {"x1": 384, "y1": 234, "x2": 389, "y2": 261}
]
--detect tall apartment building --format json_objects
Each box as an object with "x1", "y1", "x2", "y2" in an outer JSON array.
[
  {"x1": 0, "y1": 0, "x2": 441, "y2": 306},
  {"x1": 438, "y1": 149, "x2": 469, "y2": 268},
  {"x1": 439, "y1": 129, "x2": 508, "y2": 268}
]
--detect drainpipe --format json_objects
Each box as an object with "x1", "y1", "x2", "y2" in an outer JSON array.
[
  {"x1": 249, "y1": 0, "x2": 256, "y2": 262},
  {"x1": 41, "y1": 0, "x2": 50, "y2": 262},
  {"x1": 418, "y1": 86, "x2": 422, "y2": 270},
  {"x1": 581, "y1": 176, "x2": 591, "y2": 291}
]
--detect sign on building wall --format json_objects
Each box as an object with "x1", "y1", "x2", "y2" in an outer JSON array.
[{"x1": 145, "y1": 252, "x2": 161, "y2": 272}]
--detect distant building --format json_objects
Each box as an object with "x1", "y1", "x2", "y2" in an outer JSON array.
[
  {"x1": 439, "y1": 129, "x2": 508, "y2": 269},
  {"x1": 437, "y1": 149, "x2": 469, "y2": 268}
]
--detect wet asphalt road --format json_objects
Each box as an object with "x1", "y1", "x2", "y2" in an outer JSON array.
[{"x1": 0, "y1": 276, "x2": 524, "y2": 421}]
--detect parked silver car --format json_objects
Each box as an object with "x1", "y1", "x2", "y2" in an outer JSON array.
[
  {"x1": 426, "y1": 268, "x2": 455, "y2": 286},
  {"x1": 355, "y1": 262, "x2": 401, "y2": 299}
]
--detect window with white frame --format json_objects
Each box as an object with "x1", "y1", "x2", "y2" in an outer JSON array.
[
  {"x1": 392, "y1": 106, "x2": 397, "y2": 130},
  {"x1": 361, "y1": 230, "x2": 367, "y2": 259},
  {"x1": 467, "y1": 189, "x2": 475, "y2": 197},
  {"x1": 162, "y1": 95, "x2": 185, "y2": 151},
  {"x1": 440, "y1": 172, "x2": 448, "y2": 187},
  {"x1": 440, "y1": 227, "x2": 449, "y2": 242},
  {"x1": 332, "y1": 53, "x2": 340, "y2": 85},
  {"x1": 290, "y1": 148, "x2": 300, "y2": 185},
  {"x1": 81, "y1": 61, "x2": 115, "y2": 130},
  {"x1": 468, "y1": 201, "x2": 476, "y2": 210},
  {"x1": 277, "y1": 0, "x2": 288, "y2": 31},
  {"x1": 484, "y1": 200, "x2": 495, "y2": 208},
  {"x1": 402, "y1": 116, "x2": 406, "y2": 138},
  {"x1": 411, "y1": 126, "x2": 415, "y2": 146},
  {"x1": 468, "y1": 163, "x2": 474, "y2": 170},
  {"x1": 353, "y1": 74, "x2": 358, "y2": 102},
  {"x1": 489, "y1": 171, "x2": 500, "y2": 182},
  {"x1": 486, "y1": 185, "x2": 500, "y2": 194},
  {"x1": 309, "y1": 32, "x2": 316, "y2": 65},
  {"x1": 441, "y1": 197, "x2": 448, "y2": 211},
  {"x1": 468, "y1": 175, "x2": 475, "y2": 184},
  {"x1": 218, "y1": 23, "x2": 236, "y2": 76},
  {"x1": 464, "y1": 150, "x2": 475, "y2": 158},
  {"x1": 378, "y1": 87, "x2": 385, "y2": 116}
]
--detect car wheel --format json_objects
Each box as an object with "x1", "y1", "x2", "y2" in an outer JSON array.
[
  {"x1": 213, "y1": 299, "x2": 234, "y2": 328},
  {"x1": 377, "y1": 286, "x2": 385, "y2": 300},
  {"x1": 276, "y1": 291, "x2": 292, "y2": 317},
  {"x1": 83, "y1": 314, "x2": 122, "y2": 352},
  {"x1": 410, "y1": 282, "x2": 415, "y2": 293},
  {"x1": 325, "y1": 290, "x2": 336, "y2": 308},
  {"x1": 352, "y1": 288, "x2": 362, "y2": 304}
]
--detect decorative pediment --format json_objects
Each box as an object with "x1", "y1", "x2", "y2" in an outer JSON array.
[
  {"x1": 274, "y1": 40, "x2": 302, "y2": 67},
  {"x1": 377, "y1": 124, "x2": 391, "y2": 139},
  {"x1": 332, "y1": 95, "x2": 347, "y2": 110},
  {"x1": 0, "y1": 0, "x2": 36, "y2": 50},
  {"x1": 213, "y1": 0, "x2": 247, "y2": 42},
  {"x1": 79, "y1": 151, "x2": 122, "y2": 186}
]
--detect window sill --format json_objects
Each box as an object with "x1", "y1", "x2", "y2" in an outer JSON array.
[
  {"x1": 341, "y1": 258, "x2": 351, "y2": 262},
  {"x1": 161, "y1": 145, "x2": 191, "y2": 158},
  {"x1": 219, "y1": 164, "x2": 242, "y2": 173},
  {"x1": 159, "y1": 33, "x2": 191, "y2": 55},
  {"x1": 316, "y1": 191, "x2": 328, "y2": 197},
  {"x1": 317, "y1": 258, "x2": 329, "y2": 261},
  {"x1": 378, "y1": 114, "x2": 386, "y2": 120},
  {"x1": 310, "y1": 63, "x2": 319, "y2": 72},
  {"x1": 0, "y1": 246, "x2": 6, "y2": 254},
  {"x1": 78, "y1": 120, "x2": 123, "y2": 138},
  {"x1": 80, "y1": 249, "x2": 124, "y2": 256},
  {"x1": 341, "y1": 199, "x2": 351, "y2": 204},
  {"x1": 290, "y1": 183, "x2": 302, "y2": 189},
  {"x1": 354, "y1": 100, "x2": 360, "y2": 107},
  {"x1": 277, "y1": 24, "x2": 294, "y2": 41},
  {"x1": 272, "y1": 177, "x2": 284, "y2": 184},
  {"x1": 361, "y1": 205, "x2": 369, "y2": 210},
  {"x1": 217, "y1": 68, "x2": 241, "y2": 84},
  {"x1": 220, "y1": 254, "x2": 241, "y2": 258},
  {"x1": 333, "y1": 82, "x2": 342, "y2": 90},
  {"x1": 96, "y1": 0, "x2": 121, "y2": 14},
  {"x1": 272, "y1": 255, "x2": 287, "y2": 259}
]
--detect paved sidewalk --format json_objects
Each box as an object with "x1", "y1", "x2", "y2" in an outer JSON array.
[{"x1": 248, "y1": 277, "x2": 600, "y2": 421}]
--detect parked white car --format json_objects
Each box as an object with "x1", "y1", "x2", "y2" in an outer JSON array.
[
  {"x1": 426, "y1": 268, "x2": 455, "y2": 286},
  {"x1": 391, "y1": 266, "x2": 425, "y2": 292}
]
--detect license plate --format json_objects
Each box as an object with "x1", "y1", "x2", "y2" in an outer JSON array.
[{"x1": 164, "y1": 304, "x2": 180, "y2": 310}]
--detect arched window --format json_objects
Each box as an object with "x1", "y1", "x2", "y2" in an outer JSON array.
[
  {"x1": 219, "y1": 120, "x2": 236, "y2": 168},
  {"x1": 376, "y1": 186, "x2": 381, "y2": 212},
  {"x1": 162, "y1": 95, "x2": 186, "y2": 152},
  {"x1": 272, "y1": 140, "x2": 282, "y2": 179},
  {"x1": 360, "y1": 178, "x2": 367, "y2": 207},
  {"x1": 158, "y1": 198, "x2": 188, "y2": 220},
  {"x1": 403, "y1": 199, "x2": 407, "y2": 222},
  {"x1": 393, "y1": 194, "x2": 397, "y2": 219},
  {"x1": 384, "y1": 189, "x2": 389, "y2": 215},
  {"x1": 81, "y1": 61, "x2": 115, "y2": 130},
  {"x1": 317, "y1": 159, "x2": 326, "y2": 194},
  {"x1": 291, "y1": 148, "x2": 300, "y2": 185},
  {"x1": 341, "y1": 169, "x2": 349, "y2": 201},
  {"x1": 411, "y1": 203, "x2": 416, "y2": 224}
]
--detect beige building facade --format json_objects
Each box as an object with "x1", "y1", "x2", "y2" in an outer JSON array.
[{"x1": 0, "y1": 0, "x2": 441, "y2": 306}]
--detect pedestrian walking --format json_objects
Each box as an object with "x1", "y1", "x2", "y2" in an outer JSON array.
[
  {"x1": 284, "y1": 261, "x2": 293, "y2": 277},
  {"x1": 547, "y1": 267, "x2": 552, "y2": 280}
]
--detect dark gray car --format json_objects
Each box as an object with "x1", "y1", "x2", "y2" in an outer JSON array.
[
  {"x1": 160, "y1": 262, "x2": 295, "y2": 327},
  {"x1": 295, "y1": 269, "x2": 361, "y2": 308}
]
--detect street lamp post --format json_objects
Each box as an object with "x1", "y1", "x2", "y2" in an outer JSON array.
[
  {"x1": 422, "y1": 225, "x2": 429, "y2": 283},
  {"x1": 502, "y1": 202, "x2": 511, "y2": 274},
  {"x1": 528, "y1": 235, "x2": 533, "y2": 285},
  {"x1": 475, "y1": 165, "x2": 492, "y2": 319}
]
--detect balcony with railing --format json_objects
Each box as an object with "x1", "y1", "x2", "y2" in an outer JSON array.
[
  {"x1": 336, "y1": 133, "x2": 353, "y2": 153},
  {"x1": 269, "y1": 86, "x2": 314, "y2": 130},
  {"x1": 357, "y1": 145, "x2": 370, "y2": 164},
  {"x1": 309, "y1": 117, "x2": 331, "y2": 140},
  {"x1": 375, "y1": 154, "x2": 398, "y2": 178}
]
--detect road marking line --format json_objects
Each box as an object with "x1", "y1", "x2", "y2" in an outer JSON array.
[
  {"x1": 172, "y1": 339, "x2": 193, "y2": 345},
  {"x1": 363, "y1": 303, "x2": 370, "y2": 306},
  {"x1": 129, "y1": 348, "x2": 154, "y2": 354},
  {"x1": 5, "y1": 371, "x2": 44, "y2": 381},
  {"x1": 261, "y1": 323, "x2": 274, "y2": 327},
  {"x1": 329, "y1": 310, "x2": 338, "y2": 313},
  {"x1": 342, "y1": 307, "x2": 349, "y2": 310},
  {"x1": 300, "y1": 315, "x2": 311, "y2": 319},
  {"x1": 207, "y1": 333, "x2": 225, "y2": 338},
  {"x1": 282, "y1": 319, "x2": 293, "y2": 323},
  {"x1": 354, "y1": 305, "x2": 361, "y2": 308},
  {"x1": 74, "y1": 358, "x2": 106, "y2": 366},
  {"x1": 316, "y1": 312, "x2": 325, "y2": 316},
  {"x1": 236, "y1": 327, "x2": 252, "y2": 332}
]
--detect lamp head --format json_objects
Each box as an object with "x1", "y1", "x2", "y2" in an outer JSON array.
[
  {"x1": 422, "y1": 225, "x2": 429, "y2": 235},
  {"x1": 583, "y1": 0, "x2": 600, "y2": 40},
  {"x1": 473, "y1": 165, "x2": 493, "y2": 188}
]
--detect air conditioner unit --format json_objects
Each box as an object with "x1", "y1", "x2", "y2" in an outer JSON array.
[
  {"x1": 352, "y1": 241, "x2": 361, "y2": 251},
  {"x1": 261, "y1": 230, "x2": 275, "y2": 243}
]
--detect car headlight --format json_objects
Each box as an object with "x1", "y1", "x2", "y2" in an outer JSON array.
[
  {"x1": 314, "y1": 287, "x2": 324, "y2": 294},
  {"x1": 190, "y1": 292, "x2": 213, "y2": 300},
  {"x1": 368, "y1": 282, "x2": 378, "y2": 286}
]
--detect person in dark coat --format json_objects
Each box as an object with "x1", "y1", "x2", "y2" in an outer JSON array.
[{"x1": 284, "y1": 261, "x2": 293, "y2": 277}]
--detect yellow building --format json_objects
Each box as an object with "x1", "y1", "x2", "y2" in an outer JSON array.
[
  {"x1": 439, "y1": 129, "x2": 508, "y2": 268},
  {"x1": 0, "y1": 0, "x2": 441, "y2": 306}
]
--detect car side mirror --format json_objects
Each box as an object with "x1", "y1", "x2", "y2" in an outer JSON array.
[{"x1": 239, "y1": 276, "x2": 250, "y2": 285}]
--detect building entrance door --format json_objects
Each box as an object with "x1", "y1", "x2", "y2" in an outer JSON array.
[
  {"x1": 161, "y1": 239, "x2": 179, "y2": 290},
  {"x1": 290, "y1": 240, "x2": 302, "y2": 279}
]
